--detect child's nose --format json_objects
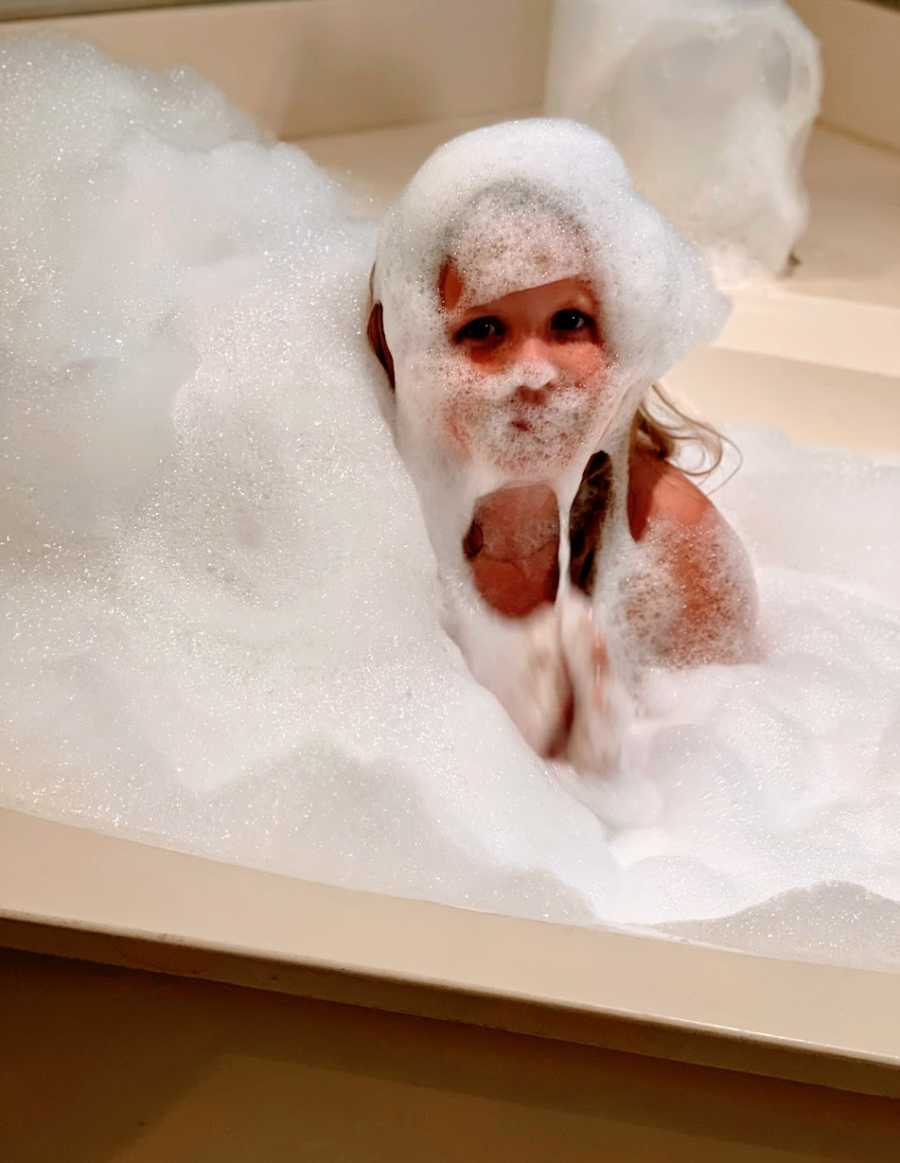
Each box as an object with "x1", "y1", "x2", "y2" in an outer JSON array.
[{"x1": 515, "y1": 335, "x2": 552, "y2": 365}]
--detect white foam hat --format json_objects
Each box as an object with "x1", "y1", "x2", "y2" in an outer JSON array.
[{"x1": 374, "y1": 118, "x2": 730, "y2": 405}]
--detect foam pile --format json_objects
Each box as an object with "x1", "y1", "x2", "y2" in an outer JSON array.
[
  {"x1": 1, "y1": 38, "x2": 898, "y2": 969},
  {"x1": 544, "y1": 0, "x2": 822, "y2": 277}
]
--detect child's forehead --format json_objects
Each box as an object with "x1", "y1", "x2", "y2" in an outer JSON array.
[
  {"x1": 440, "y1": 205, "x2": 592, "y2": 311},
  {"x1": 438, "y1": 259, "x2": 595, "y2": 313}
]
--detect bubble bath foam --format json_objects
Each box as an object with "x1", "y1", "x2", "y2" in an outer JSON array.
[{"x1": 1, "y1": 37, "x2": 899, "y2": 970}]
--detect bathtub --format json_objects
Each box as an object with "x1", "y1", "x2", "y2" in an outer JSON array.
[{"x1": 2, "y1": 1, "x2": 899, "y2": 1157}]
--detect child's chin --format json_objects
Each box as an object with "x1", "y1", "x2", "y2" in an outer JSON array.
[{"x1": 480, "y1": 439, "x2": 581, "y2": 480}]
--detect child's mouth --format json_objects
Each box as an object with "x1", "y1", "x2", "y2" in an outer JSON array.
[{"x1": 510, "y1": 417, "x2": 532, "y2": 433}]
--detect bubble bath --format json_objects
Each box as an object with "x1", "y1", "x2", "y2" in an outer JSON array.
[{"x1": 2, "y1": 38, "x2": 899, "y2": 969}]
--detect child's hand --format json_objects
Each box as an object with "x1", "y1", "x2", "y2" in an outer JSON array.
[
  {"x1": 450, "y1": 585, "x2": 627, "y2": 771},
  {"x1": 494, "y1": 602, "x2": 573, "y2": 759},
  {"x1": 559, "y1": 592, "x2": 624, "y2": 776},
  {"x1": 490, "y1": 593, "x2": 627, "y2": 773}
]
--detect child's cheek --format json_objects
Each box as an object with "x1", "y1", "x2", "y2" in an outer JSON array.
[
  {"x1": 438, "y1": 352, "x2": 498, "y2": 459},
  {"x1": 443, "y1": 408, "x2": 471, "y2": 457},
  {"x1": 440, "y1": 374, "x2": 480, "y2": 459},
  {"x1": 568, "y1": 344, "x2": 609, "y2": 389}
]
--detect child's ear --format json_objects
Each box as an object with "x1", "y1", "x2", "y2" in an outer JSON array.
[{"x1": 367, "y1": 301, "x2": 395, "y2": 391}]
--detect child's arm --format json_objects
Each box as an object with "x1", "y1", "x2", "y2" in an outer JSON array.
[{"x1": 628, "y1": 452, "x2": 759, "y2": 667}]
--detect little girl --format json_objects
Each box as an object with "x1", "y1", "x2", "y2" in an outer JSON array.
[{"x1": 367, "y1": 120, "x2": 758, "y2": 773}]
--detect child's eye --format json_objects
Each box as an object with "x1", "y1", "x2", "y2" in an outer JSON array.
[
  {"x1": 455, "y1": 316, "x2": 504, "y2": 343},
  {"x1": 551, "y1": 309, "x2": 593, "y2": 334}
]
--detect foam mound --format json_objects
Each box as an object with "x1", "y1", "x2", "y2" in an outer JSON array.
[
  {"x1": 545, "y1": 0, "x2": 822, "y2": 277},
  {"x1": 1, "y1": 38, "x2": 898, "y2": 969}
]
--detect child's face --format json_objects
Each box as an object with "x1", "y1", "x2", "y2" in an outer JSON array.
[{"x1": 437, "y1": 261, "x2": 611, "y2": 476}]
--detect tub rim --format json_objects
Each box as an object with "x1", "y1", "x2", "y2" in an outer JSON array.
[{"x1": 2, "y1": 807, "x2": 898, "y2": 1100}]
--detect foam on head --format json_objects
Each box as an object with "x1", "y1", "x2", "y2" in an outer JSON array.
[
  {"x1": 375, "y1": 119, "x2": 729, "y2": 400},
  {"x1": 443, "y1": 182, "x2": 590, "y2": 308},
  {"x1": 373, "y1": 119, "x2": 730, "y2": 577}
]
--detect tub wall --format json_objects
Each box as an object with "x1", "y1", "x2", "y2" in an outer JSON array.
[
  {"x1": 792, "y1": 0, "x2": 900, "y2": 151},
  {"x1": 4, "y1": 1, "x2": 899, "y2": 151},
  {"x1": 1, "y1": 0, "x2": 552, "y2": 138},
  {"x1": 4, "y1": 946, "x2": 900, "y2": 1163}
]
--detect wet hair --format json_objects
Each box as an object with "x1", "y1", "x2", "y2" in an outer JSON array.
[{"x1": 634, "y1": 383, "x2": 732, "y2": 481}]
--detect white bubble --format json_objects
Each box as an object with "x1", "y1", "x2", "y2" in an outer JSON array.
[
  {"x1": 545, "y1": 0, "x2": 822, "y2": 278},
  {"x1": 1, "y1": 37, "x2": 899, "y2": 968}
]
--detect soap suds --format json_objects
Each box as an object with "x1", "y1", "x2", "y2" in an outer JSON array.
[
  {"x1": 544, "y1": 0, "x2": 822, "y2": 277},
  {"x1": 1, "y1": 38, "x2": 898, "y2": 968}
]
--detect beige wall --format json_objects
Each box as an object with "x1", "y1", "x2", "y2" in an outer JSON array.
[
  {"x1": 1, "y1": 0, "x2": 553, "y2": 139},
  {"x1": 791, "y1": 0, "x2": 900, "y2": 149},
  {"x1": 0, "y1": 0, "x2": 204, "y2": 19},
  {"x1": 6, "y1": 0, "x2": 898, "y2": 149}
]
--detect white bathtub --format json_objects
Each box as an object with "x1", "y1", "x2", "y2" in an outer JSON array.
[{"x1": 2, "y1": 1, "x2": 899, "y2": 1156}]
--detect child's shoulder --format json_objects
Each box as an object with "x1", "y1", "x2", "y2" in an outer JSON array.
[
  {"x1": 627, "y1": 447, "x2": 717, "y2": 542},
  {"x1": 627, "y1": 449, "x2": 758, "y2": 666}
]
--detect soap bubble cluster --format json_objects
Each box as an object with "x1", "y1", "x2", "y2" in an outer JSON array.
[
  {"x1": 1, "y1": 38, "x2": 898, "y2": 969},
  {"x1": 545, "y1": 0, "x2": 822, "y2": 277}
]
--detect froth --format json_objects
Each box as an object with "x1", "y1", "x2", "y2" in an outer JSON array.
[
  {"x1": 545, "y1": 0, "x2": 822, "y2": 277},
  {"x1": 1, "y1": 37, "x2": 899, "y2": 970},
  {"x1": 447, "y1": 187, "x2": 589, "y2": 306}
]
